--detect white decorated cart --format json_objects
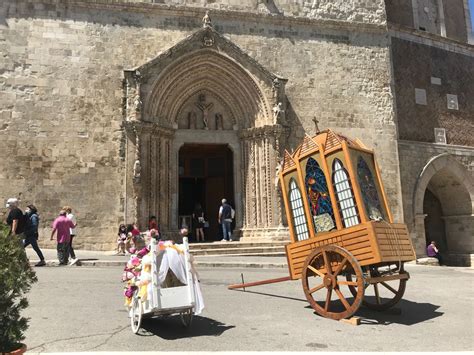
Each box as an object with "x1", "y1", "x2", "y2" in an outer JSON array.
[{"x1": 130, "y1": 237, "x2": 203, "y2": 334}]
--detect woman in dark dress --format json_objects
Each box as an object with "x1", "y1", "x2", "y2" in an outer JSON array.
[{"x1": 192, "y1": 203, "x2": 205, "y2": 242}]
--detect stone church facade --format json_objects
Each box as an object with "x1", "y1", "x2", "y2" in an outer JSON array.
[{"x1": 0, "y1": 0, "x2": 472, "y2": 264}]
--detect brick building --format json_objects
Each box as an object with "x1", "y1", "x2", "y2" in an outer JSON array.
[{"x1": 0, "y1": 0, "x2": 472, "y2": 264}]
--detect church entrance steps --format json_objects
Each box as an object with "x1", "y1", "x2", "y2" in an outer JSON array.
[{"x1": 188, "y1": 241, "x2": 288, "y2": 256}]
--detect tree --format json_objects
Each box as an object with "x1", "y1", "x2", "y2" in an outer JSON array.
[{"x1": 0, "y1": 222, "x2": 37, "y2": 353}]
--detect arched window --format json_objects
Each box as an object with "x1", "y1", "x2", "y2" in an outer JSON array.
[
  {"x1": 305, "y1": 157, "x2": 335, "y2": 232},
  {"x1": 357, "y1": 156, "x2": 385, "y2": 221},
  {"x1": 288, "y1": 178, "x2": 309, "y2": 241},
  {"x1": 332, "y1": 159, "x2": 360, "y2": 228}
]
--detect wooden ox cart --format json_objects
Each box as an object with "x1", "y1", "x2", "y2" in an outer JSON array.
[{"x1": 229, "y1": 130, "x2": 416, "y2": 321}]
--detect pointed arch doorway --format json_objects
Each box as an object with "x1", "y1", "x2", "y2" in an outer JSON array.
[
  {"x1": 178, "y1": 143, "x2": 234, "y2": 240},
  {"x1": 123, "y1": 26, "x2": 289, "y2": 241}
]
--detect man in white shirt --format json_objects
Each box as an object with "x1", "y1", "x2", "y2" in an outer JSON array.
[
  {"x1": 218, "y1": 199, "x2": 234, "y2": 242},
  {"x1": 64, "y1": 206, "x2": 78, "y2": 265}
]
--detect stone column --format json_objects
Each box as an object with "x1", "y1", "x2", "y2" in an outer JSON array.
[{"x1": 240, "y1": 125, "x2": 286, "y2": 240}]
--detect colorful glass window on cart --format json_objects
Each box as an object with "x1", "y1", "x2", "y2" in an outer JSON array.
[
  {"x1": 304, "y1": 157, "x2": 335, "y2": 233},
  {"x1": 288, "y1": 178, "x2": 309, "y2": 241},
  {"x1": 356, "y1": 156, "x2": 385, "y2": 221},
  {"x1": 332, "y1": 158, "x2": 360, "y2": 228}
]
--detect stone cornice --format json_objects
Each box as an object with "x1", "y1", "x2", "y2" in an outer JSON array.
[
  {"x1": 123, "y1": 121, "x2": 175, "y2": 138},
  {"x1": 239, "y1": 124, "x2": 286, "y2": 139},
  {"x1": 18, "y1": 0, "x2": 387, "y2": 35},
  {"x1": 389, "y1": 24, "x2": 474, "y2": 57},
  {"x1": 397, "y1": 139, "x2": 474, "y2": 153}
]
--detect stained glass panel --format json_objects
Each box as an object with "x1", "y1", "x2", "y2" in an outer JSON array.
[
  {"x1": 288, "y1": 178, "x2": 309, "y2": 241},
  {"x1": 305, "y1": 157, "x2": 335, "y2": 233},
  {"x1": 357, "y1": 156, "x2": 385, "y2": 221},
  {"x1": 332, "y1": 159, "x2": 360, "y2": 228}
]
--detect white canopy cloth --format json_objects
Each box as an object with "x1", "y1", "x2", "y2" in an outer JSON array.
[{"x1": 155, "y1": 245, "x2": 205, "y2": 315}]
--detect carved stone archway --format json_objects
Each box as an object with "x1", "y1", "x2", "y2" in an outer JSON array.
[
  {"x1": 412, "y1": 153, "x2": 474, "y2": 262},
  {"x1": 123, "y1": 25, "x2": 289, "y2": 241}
]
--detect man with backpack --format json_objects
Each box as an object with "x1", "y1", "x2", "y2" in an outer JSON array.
[
  {"x1": 6, "y1": 197, "x2": 27, "y2": 237},
  {"x1": 218, "y1": 198, "x2": 234, "y2": 242}
]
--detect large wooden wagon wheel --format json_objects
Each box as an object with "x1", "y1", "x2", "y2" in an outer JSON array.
[
  {"x1": 302, "y1": 245, "x2": 364, "y2": 320},
  {"x1": 346, "y1": 264, "x2": 408, "y2": 311}
]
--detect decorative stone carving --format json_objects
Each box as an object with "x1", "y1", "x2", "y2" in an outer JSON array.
[
  {"x1": 133, "y1": 159, "x2": 141, "y2": 181},
  {"x1": 272, "y1": 102, "x2": 283, "y2": 121},
  {"x1": 203, "y1": 36, "x2": 214, "y2": 47},
  {"x1": 188, "y1": 111, "x2": 197, "y2": 129},
  {"x1": 215, "y1": 112, "x2": 223, "y2": 130},
  {"x1": 202, "y1": 11, "x2": 212, "y2": 28},
  {"x1": 195, "y1": 94, "x2": 213, "y2": 130}
]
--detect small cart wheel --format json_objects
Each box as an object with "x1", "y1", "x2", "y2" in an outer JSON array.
[
  {"x1": 180, "y1": 309, "x2": 193, "y2": 327},
  {"x1": 130, "y1": 296, "x2": 143, "y2": 334},
  {"x1": 347, "y1": 266, "x2": 408, "y2": 311},
  {"x1": 302, "y1": 245, "x2": 364, "y2": 320}
]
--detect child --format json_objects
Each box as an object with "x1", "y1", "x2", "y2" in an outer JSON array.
[{"x1": 117, "y1": 224, "x2": 127, "y2": 255}]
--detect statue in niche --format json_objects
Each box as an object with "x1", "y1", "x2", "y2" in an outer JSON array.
[
  {"x1": 134, "y1": 95, "x2": 142, "y2": 111},
  {"x1": 188, "y1": 111, "x2": 197, "y2": 129},
  {"x1": 202, "y1": 11, "x2": 212, "y2": 28},
  {"x1": 273, "y1": 102, "x2": 283, "y2": 121},
  {"x1": 195, "y1": 94, "x2": 213, "y2": 130},
  {"x1": 215, "y1": 113, "x2": 224, "y2": 130},
  {"x1": 133, "y1": 159, "x2": 141, "y2": 181}
]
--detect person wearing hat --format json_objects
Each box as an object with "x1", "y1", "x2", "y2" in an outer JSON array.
[
  {"x1": 6, "y1": 197, "x2": 26, "y2": 237},
  {"x1": 50, "y1": 209, "x2": 76, "y2": 265}
]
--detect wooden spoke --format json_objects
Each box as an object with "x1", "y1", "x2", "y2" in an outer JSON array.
[
  {"x1": 337, "y1": 280, "x2": 358, "y2": 286},
  {"x1": 380, "y1": 281, "x2": 398, "y2": 294},
  {"x1": 373, "y1": 284, "x2": 381, "y2": 304},
  {"x1": 346, "y1": 268, "x2": 408, "y2": 311},
  {"x1": 309, "y1": 283, "x2": 325, "y2": 294},
  {"x1": 322, "y1": 251, "x2": 332, "y2": 275},
  {"x1": 325, "y1": 289, "x2": 332, "y2": 311},
  {"x1": 333, "y1": 257, "x2": 347, "y2": 276},
  {"x1": 307, "y1": 264, "x2": 325, "y2": 278},
  {"x1": 302, "y1": 245, "x2": 364, "y2": 320},
  {"x1": 334, "y1": 288, "x2": 350, "y2": 311}
]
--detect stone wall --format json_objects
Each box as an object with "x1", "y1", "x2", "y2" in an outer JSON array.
[
  {"x1": 384, "y1": 0, "x2": 414, "y2": 28},
  {"x1": 0, "y1": 0, "x2": 402, "y2": 249},
  {"x1": 385, "y1": 0, "x2": 470, "y2": 44},
  {"x1": 397, "y1": 141, "x2": 474, "y2": 257},
  {"x1": 391, "y1": 37, "x2": 474, "y2": 147}
]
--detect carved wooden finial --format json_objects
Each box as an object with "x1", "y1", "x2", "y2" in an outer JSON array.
[{"x1": 312, "y1": 116, "x2": 320, "y2": 134}]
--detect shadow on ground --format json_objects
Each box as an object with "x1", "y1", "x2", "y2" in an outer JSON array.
[
  {"x1": 139, "y1": 315, "x2": 234, "y2": 339},
  {"x1": 355, "y1": 299, "x2": 443, "y2": 326}
]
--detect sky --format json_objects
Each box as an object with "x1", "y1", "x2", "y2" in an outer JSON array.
[{"x1": 470, "y1": 0, "x2": 474, "y2": 31}]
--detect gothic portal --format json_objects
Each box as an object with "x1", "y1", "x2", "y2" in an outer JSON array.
[{"x1": 123, "y1": 26, "x2": 289, "y2": 241}]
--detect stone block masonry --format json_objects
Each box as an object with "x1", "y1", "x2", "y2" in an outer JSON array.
[{"x1": 0, "y1": 0, "x2": 403, "y2": 250}]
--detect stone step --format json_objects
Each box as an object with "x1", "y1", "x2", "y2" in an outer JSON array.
[
  {"x1": 195, "y1": 251, "x2": 286, "y2": 258},
  {"x1": 188, "y1": 241, "x2": 288, "y2": 250},
  {"x1": 190, "y1": 245, "x2": 285, "y2": 256}
]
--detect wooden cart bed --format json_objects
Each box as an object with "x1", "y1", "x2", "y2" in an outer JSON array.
[{"x1": 286, "y1": 221, "x2": 416, "y2": 280}]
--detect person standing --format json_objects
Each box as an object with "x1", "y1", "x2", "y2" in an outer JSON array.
[
  {"x1": 50, "y1": 210, "x2": 76, "y2": 266},
  {"x1": 192, "y1": 203, "x2": 205, "y2": 242},
  {"x1": 64, "y1": 206, "x2": 78, "y2": 265},
  {"x1": 5, "y1": 197, "x2": 26, "y2": 237},
  {"x1": 218, "y1": 199, "x2": 233, "y2": 242},
  {"x1": 23, "y1": 204, "x2": 46, "y2": 266}
]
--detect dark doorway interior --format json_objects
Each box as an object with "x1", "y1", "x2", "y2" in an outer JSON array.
[
  {"x1": 178, "y1": 144, "x2": 234, "y2": 241},
  {"x1": 423, "y1": 188, "x2": 447, "y2": 252}
]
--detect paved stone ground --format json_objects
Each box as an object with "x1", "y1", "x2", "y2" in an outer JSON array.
[{"x1": 23, "y1": 264, "x2": 474, "y2": 352}]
